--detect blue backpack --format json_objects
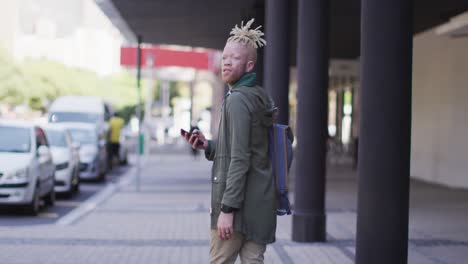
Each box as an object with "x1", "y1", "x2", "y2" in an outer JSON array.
[{"x1": 269, "y1": 123, "x2": 294, "y2": 216}]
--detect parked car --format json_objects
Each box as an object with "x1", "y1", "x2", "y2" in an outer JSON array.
[
  {"x1": 61, "y1": 122, "x2": 108, "y2": 181},
  {"x1": 48, "y1": 96, "x2": 113, "y2": 143},
  {"x1": 43, "y1": 124, "x2": 80, "y2": 196},
  {"x1": 48, "y1": 96, "x2": 117, "y2": 169},
  {"x1": 0, "y1": 120, "x2": 56, "y2": 215},
  {"x1": 118, "y1": 124, "x2": 131, "y2": 165}
]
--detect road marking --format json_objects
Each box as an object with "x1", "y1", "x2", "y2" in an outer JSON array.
[
  {"x1": 38, "y1": 212, "x2": 59, "y2": 218},
  {"x1": 55, "y1": 201, "x2": 81, "y2": 207},
  {"x1": 79, "y1": 185, "x2": 103, "y2": 191}
]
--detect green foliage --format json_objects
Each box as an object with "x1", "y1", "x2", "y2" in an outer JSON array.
[
  {"x1": 0, "y1": 46, "x2": 144, "y2": 115},
  {"x1": 28, "y1": 96, "x2": 45, "y2": 112},
  {"x1": 344, "y1": 90, "x2": 353, "y2": 105},
  {"x1": 0, "y1": 48, "x2": 28, "y2": 105},
  {"x1": 152, "y1": 81, "x2": 181, "y2": 108},
  {"x1": 118, "y1": 104, "x2": 146, "y2": 123}
]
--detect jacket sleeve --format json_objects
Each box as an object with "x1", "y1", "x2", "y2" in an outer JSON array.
[
  {"x1": 221, "y1": 93, "x2": 251, "y2": 209},
  {"x1": 204, "y1": 140, "x2": 216, "y2": 161}
]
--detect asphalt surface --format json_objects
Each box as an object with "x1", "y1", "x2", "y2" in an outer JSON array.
[{"x1": 0, "y1": 164, "x2": 131, "y2": 226}]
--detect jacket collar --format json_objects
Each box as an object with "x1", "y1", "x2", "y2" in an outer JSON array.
[{"x1": 231, "y1": 73, "x2": 257, "y2": 90}]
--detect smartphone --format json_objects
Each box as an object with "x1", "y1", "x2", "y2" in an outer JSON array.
[
  {"x1": 181, "y1": 129, "x2": 204, "y2": 146},
  {"x1": 180, "y1": 128, "x2": 190, "y2": 137}
]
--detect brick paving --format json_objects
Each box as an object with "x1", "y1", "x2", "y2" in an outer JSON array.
[{"x1": 0, "y1": 145, "x2": 467, "y2": 263}]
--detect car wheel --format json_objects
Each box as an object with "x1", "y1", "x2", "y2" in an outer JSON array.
[
  {"x1": 44, "y1": 188, "x2": 55, "y2": 206},
  {"x1": 26, "y1": 184, "x2": 40, "y2": 216}
]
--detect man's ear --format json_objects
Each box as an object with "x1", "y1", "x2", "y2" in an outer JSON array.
[{"x1": 246, "y1": 61, "x2": 255, "y2": 72}]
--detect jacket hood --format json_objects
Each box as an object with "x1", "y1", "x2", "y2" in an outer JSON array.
[{"x1": 231, "y1": 73, "x2": 276, "y2": 127}]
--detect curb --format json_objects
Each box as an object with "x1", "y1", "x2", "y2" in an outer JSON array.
[{"x1": 56, "y1": 166, "x2": 136, "y2": 226}]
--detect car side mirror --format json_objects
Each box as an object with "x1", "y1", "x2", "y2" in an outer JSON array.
[
  {"x1": 72, "y1": 142, "x2": 81, "y2": 150},
  {"x1": 37, "y1": 145, "x2": 50, "y2": 157}
]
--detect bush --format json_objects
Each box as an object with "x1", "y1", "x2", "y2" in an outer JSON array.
[{"x1": 0, "y1": 46, "x2": 143, "y2": 115}]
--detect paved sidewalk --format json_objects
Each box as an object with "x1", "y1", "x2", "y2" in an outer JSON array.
[{"x1": 0, "y1": 148, "x2": 467, "y2": 263}]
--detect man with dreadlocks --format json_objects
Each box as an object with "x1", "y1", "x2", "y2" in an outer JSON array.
[{"x1": 184, "y1": 18, "x2": 276, "y2": 263}]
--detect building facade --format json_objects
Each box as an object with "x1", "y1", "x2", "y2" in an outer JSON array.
[{"x1": 0, "y1": 0, "x2": 124, "y2": 75}]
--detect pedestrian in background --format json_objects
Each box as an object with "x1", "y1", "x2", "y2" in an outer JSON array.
[{"x1": 108, "y1": 112, "x2": 125, "y2": 168}]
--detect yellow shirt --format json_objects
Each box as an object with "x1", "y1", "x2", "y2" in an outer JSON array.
[{"x1": 109, "y1": 116, "x2": 125, "y2": 143}]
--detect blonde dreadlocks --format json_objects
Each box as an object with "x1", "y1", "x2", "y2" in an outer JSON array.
[{"x1": 227, "y1": 18, "x2": 267, "y2": 49}]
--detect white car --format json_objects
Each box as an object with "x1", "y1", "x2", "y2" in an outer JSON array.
[
  {"x1": 60, "y1": 123, "x2": 108, "y2": 181},
  {"x1": 48, "y1": 96, "x2": 113, "y2": 145},
  {"x1": 118, "y1": 124, "x2": 130, "y2": 165},
  {"x1": 43, "y1": 124, "x2": 80, "y2": 196},
  {"x1": 0, "y1": 120, "x2": 56, "y2": 215}
]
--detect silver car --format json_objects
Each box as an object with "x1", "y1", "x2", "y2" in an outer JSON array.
[
  {"x1": 118, "y1": 124, "x2": 131, "y2": 165},
  {"x1": 61, "y1": 123, "x2": 108, "y2": 181},
  {"x1": 43, "y1": 124, "x2": 80, "y2": 196},
  {"x1": 0, "y1": 120, "x2": 56, "y2": 215}
]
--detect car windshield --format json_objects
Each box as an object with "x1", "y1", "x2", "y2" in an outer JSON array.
[
  {"x1": 44, "y1": 129, "x2": 68, "y2": 147},
  {"x1": 0, "y1": 126, "x2": 31, "y2": 153},
  {"x1": 68, "y1": 128, "x2": 97, "y2": 145},
  {"x1": 49, "y1": 112, "x2": 101, "y2": 124}
]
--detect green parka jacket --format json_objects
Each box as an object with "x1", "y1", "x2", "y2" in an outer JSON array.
[{"x1": 205, "y1": 73, "x2": 277, "y2": 244}]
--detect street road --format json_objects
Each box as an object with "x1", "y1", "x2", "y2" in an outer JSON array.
[{"x1": 0, "y1": 165, "x2": 131, "y2": 226}]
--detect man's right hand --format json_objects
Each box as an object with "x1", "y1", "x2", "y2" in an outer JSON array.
[{"x1": 185, "y1": 129, "x2": 208, "y2": 150}]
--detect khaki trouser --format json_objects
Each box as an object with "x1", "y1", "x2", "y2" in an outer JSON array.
[{"x1": 210, "y1": 230, "x2": 267, "y2": 264}]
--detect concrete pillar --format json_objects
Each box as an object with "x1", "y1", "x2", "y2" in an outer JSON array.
[
  {"x1": 189, "y1": 80, "x2": 194, "y2": 127},
  {"x1": 355, "y1": 0, "x2": 413, "y2": 263},
  {"x1": 189, "y1": 71, "x2": 198, "y2": 128},
  {"x1": 161, "y1": 80, "x2": 170, "y2": 144},
  {"x1": 252, "y1": 0, "x2": 265, "y2": 86},
  {"x1": 143, "y1": 65, "x2": 154, "y2": 152},
  {"x1": 210, "y1": 77, "x2": 229, "y2": 139},
  {"x1": 292, "y1": 0, "x2": 329, "y2": 242},
  {"x1": 336, "y1": 87, "x2": 344, "y2": 142},
  {"x1": 264, "y1": 0, "x2": 290, "y2": 124},
  {"x1": 349, "y1": 77, "x2": 356, "y2": 140}
]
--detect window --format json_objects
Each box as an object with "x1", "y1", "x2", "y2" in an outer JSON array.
[
  {"x1": 0, "y1": 126, "x2": 31, "y2": 153},
  {"x1": 44, "y1": 129, "x2": 68, "y2": 148},
  {"x1": 49, "y1": 112, "x2": 101, "y2": 124}
]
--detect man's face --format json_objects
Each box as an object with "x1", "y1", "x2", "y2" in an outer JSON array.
[{"x1": 221, "y1": 42, "x2": 255, "y2": 87}]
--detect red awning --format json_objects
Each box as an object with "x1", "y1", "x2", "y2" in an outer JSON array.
[{"x1": 121, "y1": 46, "x2": 218, "y2": 71}]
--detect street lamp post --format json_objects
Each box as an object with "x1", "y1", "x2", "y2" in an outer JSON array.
[
  {"x1": 136, "y1": 35, "x2": 142, "y2": 192},
  {"x1": 144, "y1": 53, "x2": 154, "y2": 154}
]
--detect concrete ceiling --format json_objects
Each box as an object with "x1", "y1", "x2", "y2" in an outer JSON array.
[{"x1": 106, "y1": 0, "x2": 468, "y2": 60}]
